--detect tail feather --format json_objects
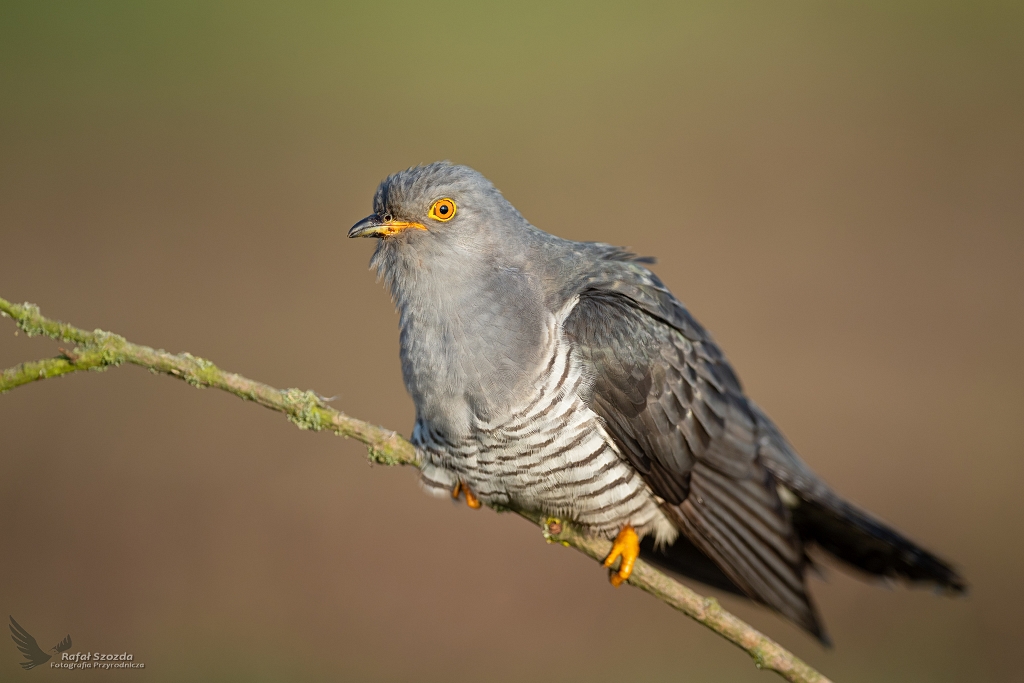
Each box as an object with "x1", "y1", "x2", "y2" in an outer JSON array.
[
  {"x1": 750, "y1": 401, "x2": 967, "y2": 594},
  {"x1": 791, "y1": 494, "x2": 967, "y2": 593}
]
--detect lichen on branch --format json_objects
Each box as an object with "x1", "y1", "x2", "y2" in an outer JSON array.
[{"x1": 0, "y1": 295, "x2": 831, "y2": 683}]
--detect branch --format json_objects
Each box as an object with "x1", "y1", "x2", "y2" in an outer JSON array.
[{"x1": 0, "y1": 296, "x2": 832, "y2": 683}]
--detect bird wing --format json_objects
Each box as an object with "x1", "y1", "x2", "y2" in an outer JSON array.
[
  {"x1": 563, "y1": 262, "x2": 827, "y2": 640},
  {"x1": 9, "y1": 616, "x2": 53, "y2": 670}
]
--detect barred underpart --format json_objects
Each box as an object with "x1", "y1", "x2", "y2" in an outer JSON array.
[{"x1": 416, "y1": 302, "x2": 678, "y2": 546}]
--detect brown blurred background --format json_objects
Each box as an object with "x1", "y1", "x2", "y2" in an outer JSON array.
[{"x1": 1, "y1": 2, "x2": 1021, "y2": 681}]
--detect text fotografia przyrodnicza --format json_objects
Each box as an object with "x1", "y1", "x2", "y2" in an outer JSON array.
[{"x1": 51, "y1": 652, "x2": 145, "y2": 669}]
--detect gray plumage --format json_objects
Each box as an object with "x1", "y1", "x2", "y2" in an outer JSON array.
[{"x1": 351, "y1": 161, "x2": 966, "y2": 643}]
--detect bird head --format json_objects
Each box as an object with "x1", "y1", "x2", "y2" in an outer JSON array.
[{"x1": 348, "y1": 161, "x2": 524, "y2": 244}]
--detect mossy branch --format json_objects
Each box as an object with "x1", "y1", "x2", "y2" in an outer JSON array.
[
  {"x1": 0, "y1": 296, "x2": 832, "y2": 683},
  {"x1": 0, "y1": 298, "x2": 414, "y2": 464}
]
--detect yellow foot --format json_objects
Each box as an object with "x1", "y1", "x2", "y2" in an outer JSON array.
[
  {"x1": 451, "y1": 481, "x2": 482, "y2": 509},
  {"x1": 603, "y1": 524, "x2": 640, "y2": 587}
]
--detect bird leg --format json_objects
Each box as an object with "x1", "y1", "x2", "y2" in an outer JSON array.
[
  {"x1": 451, "y1": 480, "x2": 482, "y2": 509},
  {"x1": 603, "y1": 524, "x2": 640, "y2": 587}
]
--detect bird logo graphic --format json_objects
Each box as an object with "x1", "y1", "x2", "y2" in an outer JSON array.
[{"x1": 9, "y1": 617, "x2": 72, "y2": 670}]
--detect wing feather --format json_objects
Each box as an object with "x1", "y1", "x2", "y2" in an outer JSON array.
[
  {"x1": 673, "y1": 462, "x2": 824, "y2": 637},
  {"x1": 564, "y1": 266, "x2": 828, "y2": 641}
]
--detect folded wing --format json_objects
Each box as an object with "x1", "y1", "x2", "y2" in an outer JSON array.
[{"x1": 563, "y1": 265, "x2": 828, "y2": 641}]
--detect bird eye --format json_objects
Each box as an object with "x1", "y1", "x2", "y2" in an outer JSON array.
[{"x1": 428, "y1": 198, "x2": 456, "y2": 222}]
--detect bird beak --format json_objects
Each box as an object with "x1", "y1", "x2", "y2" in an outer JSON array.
[{"x1": 348, "y1": 214, "x2": 427, "y2": 238}]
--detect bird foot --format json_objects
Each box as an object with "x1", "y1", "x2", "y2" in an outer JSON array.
[
  {"x1": 603, "y1": 524, "x2": 639, "y2": 587},
  {"x1": 451, "y1": 480, "x2": 482, "y2": 509}
]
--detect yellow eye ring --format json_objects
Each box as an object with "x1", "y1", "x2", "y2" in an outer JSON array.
[{"x1": 428, "y1": 198, "x2": 457, "y2": 222}]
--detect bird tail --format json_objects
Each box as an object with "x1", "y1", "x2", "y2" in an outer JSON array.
[
  {"x1": 789, "y1": 490, "x2": 967, "y2": 593},
  {"x1": 751, "y1": 401, "x2": 967, "y2": 594}
]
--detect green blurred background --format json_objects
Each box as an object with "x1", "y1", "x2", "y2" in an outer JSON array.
[{"x1": 1, "y1": 2, "x2": 1022, "y2": 681}]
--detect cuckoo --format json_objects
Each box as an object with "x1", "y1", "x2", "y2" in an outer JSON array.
[{"x1": 349, "y1": 162, "x2": 965, "y2": 642}]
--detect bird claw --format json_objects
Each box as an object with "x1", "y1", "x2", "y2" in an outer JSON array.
[
  {"x1": 451, "y1": 480, "x2": 482, "y2": 509},
  {"x1": 603, "y1": 524, "x2": 639, "y2": 587}
]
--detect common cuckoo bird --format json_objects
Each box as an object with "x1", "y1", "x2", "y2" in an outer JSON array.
[{"x1": 350, "y1": 162, "x2": 965, "y2": 642}]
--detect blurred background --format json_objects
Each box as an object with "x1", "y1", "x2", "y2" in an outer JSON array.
[{"x1": 1, "y1": 2, "x2": 1022, "y2": 681}]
